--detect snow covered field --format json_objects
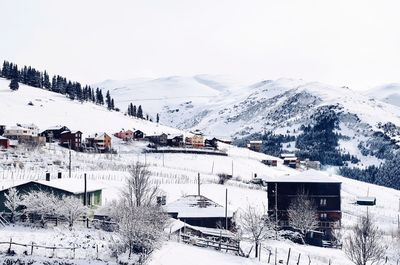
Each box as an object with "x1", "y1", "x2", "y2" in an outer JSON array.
[{"x1": 1, "y1": 141, "x2": 399, "y2": 264}]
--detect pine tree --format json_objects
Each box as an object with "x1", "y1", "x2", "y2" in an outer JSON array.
[
  {"x1": 43, "y1": 71, "x2": 51, "y2": 90},
  {"x1": 156, "y1": 113, "x2": 160, "y2": 123},
  {"x1": 133, "y1": 105, "x2": 137, "y2": 117},
  {"x1": 9, "y1": 79, "x2": 19, "y2": 91},
  {"x1": 106, "y1": 90, "x2": 112, "y2": 109},
  {"x1": 111, "y1": 98, "x2": 115, "y2": 110}
]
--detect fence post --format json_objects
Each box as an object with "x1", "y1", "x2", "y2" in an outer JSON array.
[
  {"x1": 275, "y1": 248, "x2": 277, "y2": 265},
  {"x1": 30, "y1": 242, "x2": 34, "y2": 255},
  {"x1": 73, "y1": 245, "x2": 76, "y2": 259},
  {"x1": 259, "y1": 243, "x2": 261, "y2": 261},
  {"x1": 96, "y1": 244, "x2": 99, "y2": 259},
  {"x1": 286, "y1": 248, "x2": 291, "y2": 265},
  {"x1": 8, "y1": 238, "x2": 12, "y2": 253},
  {"x1": 308, "y1": 255, "x2": 311, "y2": 265},
  {"x1": 268, "y1": 249, "x2": 271, "y2": 263},
  {"x1": 297, "y1": 253, "x2": 301, "y2": 265}
]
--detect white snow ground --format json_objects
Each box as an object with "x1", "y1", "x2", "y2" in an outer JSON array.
[{"x1": 0, "y1": 78, "x2": 399, "y2": 264}]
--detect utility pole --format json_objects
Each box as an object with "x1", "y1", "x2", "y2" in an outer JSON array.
[
  {"x1": 231, "y1": 160, "x2": 234, "y2": 178},
  {"x1": 275, "y1": 182, "x2": 278, "y2": 240},
  {"x1": 69, "y1": 140, "x2": 72, "y2": 178},
  {"x1": 197, "y1": 173, "x2": 201, "y2": 196},
  {"x1": 225, "y1": 188, "x2": 228, "y2": 230}
]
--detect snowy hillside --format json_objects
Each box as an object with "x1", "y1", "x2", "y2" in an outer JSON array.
[
  {"x1": 99, "y1": 77, "x2": 400, "y2": 167},
  {"x1": 0, "y1": 78, "x2": 182, "y2": 137},
  {"x1": 366, "y1": 83, "x2": 400, "y2": 107}
]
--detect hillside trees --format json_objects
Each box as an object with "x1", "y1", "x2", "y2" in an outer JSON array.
[
  {"x1": 0, "y1": 60, "x2": 115, "y2": 107},
  {"x1": 296, "y1": 106, "x2": 357, "y2": 166}
]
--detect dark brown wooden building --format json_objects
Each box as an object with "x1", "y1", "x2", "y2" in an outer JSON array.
[
  {"x1": 60, "y1": 130, "x2": 82, "y2": 151},
  {"x1": 40, "y1": 126, "x2": 70, "y2": 142},
  {"x1": 264, "y1": 170, "x2": 341, "y2": 239}
]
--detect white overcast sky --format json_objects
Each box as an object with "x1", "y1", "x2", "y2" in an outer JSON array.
[{"x1": 0, "y1": 0, "x2": 399, "y2": 90}]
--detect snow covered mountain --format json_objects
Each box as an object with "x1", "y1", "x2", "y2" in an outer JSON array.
[
  {"x1": 366, "y1": 83, "x2": 400, "y2": 107},
  {"x1": 98, "y1": 76, "x2": 400, "y2": 167}
]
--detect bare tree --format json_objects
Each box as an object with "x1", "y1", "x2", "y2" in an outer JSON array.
[
  {"x1": 22, "y1": 190, "x2": 63, "y2": 227},
  {"x1": 344, "y1": 214, "x2": 385, "y2": 265},
  {"x1": 4, "y1": 187, "x2": 22, "y2": 223},
  {"x1": 123, "y1": 162, "x2": 159, "y2": 207},
  {"x1": 60, "y1": 195, "x2": 89, "y2": 227},
  {"x1": 287, "y1": 189, "x2": 318, "y2": 243},
  {"x1": 240, "y1": 204, "x2": 272, "y2": 258},
  {"x1": 110, "y1": 162, "x2": 166, "y2": 260}
]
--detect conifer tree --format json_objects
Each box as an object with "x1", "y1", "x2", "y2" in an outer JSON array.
[
  {"x1": 9, "y1": 79, "x2": 19, "y2": 91},
  {"x1": 137, "y1": 105, "x2": 143, "y2": 119},
  {"x1": 156, "y1": 113, "x2": 160, "y2": 123},
  {"x1": 132, "y1": 105, "x2": 137, "y2": 117}
]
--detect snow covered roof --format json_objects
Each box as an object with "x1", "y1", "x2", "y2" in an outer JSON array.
[
  {"x1": 260, "y1": 169, "x2": 341, "y2": 184},
  {"x1": 0, "y1": 136, "x2": 9, "y2": 140},
  {"x1": 281, "y1": 153, "x2": 296, "y2": 158},
  {"x1": 44, "y1": 125, "x2": 68, "y2": 131},
  {"x1": 249, "y1": 140, "x2": 262, "y2": 144},
  {"x1": 164, "y1": 195, "x2": 233, "y2": 218},
  {"x1": 87, "y1": 132, "x2": 109, "y2": 139},
  {"x1": 0, "y1": 178, "x2": 104, "y2": 194},
  {"x1": 356, "y1": 196, "x2": 376, "y2": 202},
  {"x1": 165, "y1": 218, "x2": 235, "y2": 238}
]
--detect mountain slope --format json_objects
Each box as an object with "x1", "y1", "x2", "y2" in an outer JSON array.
[
  {"x1": 0, "y1": 78, "x2": 181, "y2": 136},
  {"x1": 366, "y1": 83, "x2": 400, "y2": 107},
  {"x1": 99, "y1": 77, "x2": 400, "y2": 168}
]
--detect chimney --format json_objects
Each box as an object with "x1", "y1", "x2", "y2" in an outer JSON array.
[
  {"x1": 58, "y1": 172, "x2": 62, "y2": 179},
  {"x1": 45, "y1": 172, "x2": 50, "y2": 181}
]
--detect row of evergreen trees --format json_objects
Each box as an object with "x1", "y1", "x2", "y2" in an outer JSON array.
[
  {"x1": 0, "y1": 60, "x2": 118, "y2": 110},
  {"x1": 0, "y1": 60, "x2": 156, "y2": 120}
]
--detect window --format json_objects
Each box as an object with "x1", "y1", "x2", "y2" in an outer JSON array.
[
  {"x1": 320, "y1": 198, "x2": 327, "y2": 207},
  {"x1": 320, "y1": 213, "x2": 327, "y2": 220}
]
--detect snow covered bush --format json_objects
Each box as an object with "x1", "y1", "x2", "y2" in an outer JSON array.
[
  {"x1": 22, "y1": 190, "x2": 63, "y2": 227},
  {"x1": 4, "y1": 187, "x2": 23, "y2": 223},
  {"x1": 60, "y1": 195, "x2": 89, "y2": 227},
  {"x1": 21, "y1": 191, "x2": 88, "y2": 227}
]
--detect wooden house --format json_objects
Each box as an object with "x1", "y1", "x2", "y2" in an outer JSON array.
[
  {"x1": 262, "y1": 159, "x2": 278, "y2": 167},
  {"x1": 114, "y1": 129, "x2": 134, "y2": 141},
  {"x1": 264, "y1": 170, "x2": 341, "y2": 240},
  {"x1": 146, "y1": 133, "x2": 168, "y2": 146},
  {"x1": 167, "y1": 134, "x2": 184, "y2": 147},
  {"x1": 86, "y1": 132, "x2": 112, "y2": 152},
  {"x1": 164, "y1": 195, "x2": 233, "y2": 229},
  {"x1": 133, "y1": 130, "x2": 144, "y2": 139},
  {"x1": 185, "y1": 130, "x2": 204, "y2": 148},
  {"x1": 204, "y1": 138, "x2": 218, "y2": 149},
  {"x1": 280, "y1": 153, "x2": 298, "y2": 168},
  {"x1": 60, "y1": 130, "x2": 82, "y2": 151},
  {"x1": 40, "y1": 125, "x2": 70, "y2": 142},
  {"x1": 247, "y1": 140, "x2": 262, "y2": 152},
  {"x1": 0, "y1": 178, "x2": 103, "y2": 212},
  {"x1": 0, "y1": 136, "x2": 10, "y2": 149}
]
